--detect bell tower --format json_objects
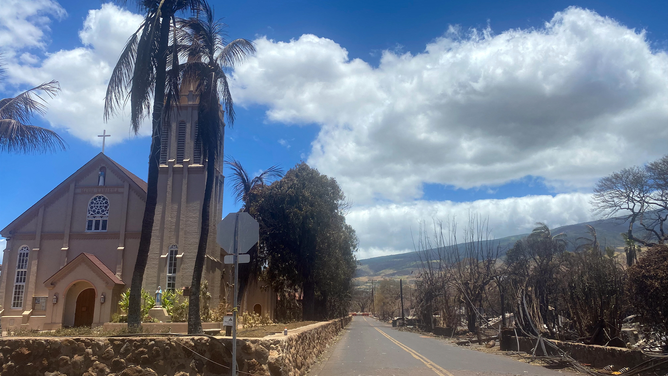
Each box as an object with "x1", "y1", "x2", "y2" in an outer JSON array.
[{"x1": 143, "y1": 85, "x2": 225, "y2": 304}]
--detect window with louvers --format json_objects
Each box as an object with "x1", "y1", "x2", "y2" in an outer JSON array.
[
  {"x1": 176, "y1": 121, "x2": 186, "y2": 164},
  {"x1": 160, "y1": 125, "x2": 169, "y2": 164},
  {"x1": 193, "y1": 124, "x2": 202, "y2": 164}
]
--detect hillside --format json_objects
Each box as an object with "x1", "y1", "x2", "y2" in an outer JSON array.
[{"x1": 355, "y1": 216, "x2": 631, "y2": 282}]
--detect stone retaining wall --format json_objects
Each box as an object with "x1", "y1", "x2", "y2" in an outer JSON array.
[
  {"x1": 503, "y1": 334, "x2": 648, "y2": 369},
  {"x1": 0, "y1": 316, "x2": 352, "y2": 376}
]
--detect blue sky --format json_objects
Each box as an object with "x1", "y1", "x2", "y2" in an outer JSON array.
[{"x1": 1, "y1": 0, "x2": 667, "y2": 259}]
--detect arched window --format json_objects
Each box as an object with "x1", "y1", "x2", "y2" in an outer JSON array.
[
  {"x1": 176, "y1": 121, "x2": 186, "y2": 164},
  {"x1": 160, "y1": 125, "x2": 169, "y2": 164},
  {"x1": 86, "y1": 195, "x2": 109, "y2": 232},
  {"x1": 166, "y1": 245, "x2": 178, "y2": 291},
  {"x1": 253, "y1": 304, "x2": 262, "y2": 316},
  {"x1": 12, "y1": 246, "x2": 29, "y2": 309},
  {"x1": 98, "y1": 166, "x2": 106, "y2": 186}
]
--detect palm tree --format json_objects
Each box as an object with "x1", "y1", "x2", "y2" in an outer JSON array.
[
  {"x1": 225, "y1": 157, "x2": 283, "y2": 321},
  {"x1": 0, "y1": 60, "x2": 66, "y2": 153},
  {"x1": 104, "y1": 0, "x2": 203, "y2": 329},
  {"x1": 226, "y1": 157, "x2": 283, "y2": 210},
  {"x1": 175, "y1": 4, "x2": 256, "y2": 334}
]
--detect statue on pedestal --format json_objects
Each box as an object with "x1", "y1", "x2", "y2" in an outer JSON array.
[{"x1": 155, "y1": 286, "x2": 163, "y2": 307}]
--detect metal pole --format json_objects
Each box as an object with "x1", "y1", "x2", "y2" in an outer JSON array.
[
  {"x1": 400, "y1": 279, "x2": 405, "y2": 322},
  {"x1": 231, "y1": 213, "x2": 240, "y2": 376},
  {"x1": 371, "y1": 279, "x2": 374, "y2": 315}
]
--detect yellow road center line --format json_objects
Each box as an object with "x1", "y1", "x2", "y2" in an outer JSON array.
[{"x1": 373, "y1": 326, "x2": 455, "y2": 376}]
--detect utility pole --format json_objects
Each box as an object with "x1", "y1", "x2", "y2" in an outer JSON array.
[
  {"x1": 371, "y1": 279, "x2": 374, "y2": 315},
  {"x1": 400, "y1": 279, "x2": 405, "y2": 323}
]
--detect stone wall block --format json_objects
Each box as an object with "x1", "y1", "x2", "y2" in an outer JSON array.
[{"x1": 0, "y1": 316, "x2": 352, "y2": 376}]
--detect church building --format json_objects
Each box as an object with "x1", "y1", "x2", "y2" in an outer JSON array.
[{"x1": 0, "y1": 91, "x2": 274, "y2": 330}]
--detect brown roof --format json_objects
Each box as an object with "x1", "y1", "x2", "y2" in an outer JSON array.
[
  {"x1": 108, "y1": 157, "x2": 148, "y2": 193},
  {"x1": 82, "y1": 253, "x2": 124, "y2": 285},
  {"x1": 43, "y1": 252, "x2": 124, "y2": 286}
]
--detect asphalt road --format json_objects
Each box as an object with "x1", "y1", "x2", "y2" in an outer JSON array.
[{"x1": 309, "y1": 316, "x2": 575, "y2": 376}]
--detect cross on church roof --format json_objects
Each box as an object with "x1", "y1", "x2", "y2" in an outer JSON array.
[{"x1": 98, "y1": 130, "x2": 111, "y2": 153}]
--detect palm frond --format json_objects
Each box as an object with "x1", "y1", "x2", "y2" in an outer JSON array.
[
  {"x1": 254, "y1": 165, "x2": 284, "y2": 186},
  {"x1": 216, "y1": 70, "x2": 235, "y2": 125},
  {"x1": 225, "y1": 157, "x2": 253, "y2": 203},
  {"x1": 104, "y1": 29, "x2": 139, "y2": 121},
  {"x1": 0, "y1": 119, "x2": 66, "y2": 153},
  {"x1": 129, "y1": 12, "x2": 161, "y2": 133},
  {"x1": 218, "y1": 38, "x2": 255, "y2": 68},
  {"x1": 0, "y1": 81, "x2": 60, "y2": 123}
]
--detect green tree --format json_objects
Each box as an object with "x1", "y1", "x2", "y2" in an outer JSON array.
[
  {"x1": 257, "y1": 162, "x2": 357, "y2": 320},
  {"x1": 0, "y1": 60, "x2": 65, "y2": 153},
  {"x1": 173, "y1": 4, "x2": 255, "y2": 334},
  {"x1": 224, "y1": 158, "x2": 282, "y2": 317},
  {"x1": 104, "y1": 0, "x2": 203, "y2": 329}
]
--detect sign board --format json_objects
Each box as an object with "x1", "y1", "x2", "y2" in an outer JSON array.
[
  {"x1": 223, "y1": 315, "x2": 233, "y2": 327},
  {"x1": 216, "y1": 212, "x2": 259, "y2": 254},
  {"x1": 224, "y1": 254, "x2": 250, "y2": 264}
]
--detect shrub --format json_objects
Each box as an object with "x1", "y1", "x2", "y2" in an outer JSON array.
[
  {"x1": 118, "y1": 288, "x2": 156, "y2": 323},
  {"x1": 162, "y1": 289, "x2": 188, "y2": 322},
  {"x1": 241, "y1": 312, "x2": 273, "y2": 328},
  {"x1": 628, "y1": 245, "x2": 668, "y2": 351}
]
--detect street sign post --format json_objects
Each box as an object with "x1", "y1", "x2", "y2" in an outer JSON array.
[
  {"x1": 216, "y1": 212, "x2": 259, "y2": 376},
  {"x1": 224, "y1": 254, "x2": 250, "y2": 264}
]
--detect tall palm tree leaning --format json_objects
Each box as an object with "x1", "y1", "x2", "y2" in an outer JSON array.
[
  {"x1": 225, "y1": 157, "x2": 283, "y2": 315},
  {"x1": 0, "y1": 60, "x2": 66, "y2": 153},
  {"x1": 176, "y1": 4, "x2": 256, "y2": 334},
  {"x1": 104, "y1": 0, "x2": 203, "y2": 329}
]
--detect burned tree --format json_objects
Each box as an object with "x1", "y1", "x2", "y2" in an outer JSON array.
[{"x1": 592, "y1": 155, "x2": 668, "y2": 247}]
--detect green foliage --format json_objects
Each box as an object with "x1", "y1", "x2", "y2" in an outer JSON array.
[
  {"x1": 256, "y1": 162, "x2": 358, "y2": 320},
  {"x1": 241, "y1": 311, "x2": 273, "y2": 328},
  {"x1": 275, "y1": 289, "x2": 302, "y2": 322},
  {"x1": 628, "y1": 245, "x2": 668, "y2": 351},
  {"x1": 162, "y1": 289, "x2": 188, "y2": 322},
  {"x1": 118, "y1": 289, "x2": 156, "y2": 323}
]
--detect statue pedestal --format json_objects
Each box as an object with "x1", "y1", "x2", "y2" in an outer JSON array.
[{"x1": 149, "y1": 307, "x2": 170, "y2": 323}]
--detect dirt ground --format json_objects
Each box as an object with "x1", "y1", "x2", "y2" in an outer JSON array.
[{"x1": 238, "y1": 321, "x2": 319, "y2": 337}]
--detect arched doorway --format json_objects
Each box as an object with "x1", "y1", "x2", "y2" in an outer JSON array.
[
  {"x1": 253, "y1": 304, "x2": 262, "y2": 316},
  {"x1": 74, "y1": 288, "x2": 95, "y2": 327}
]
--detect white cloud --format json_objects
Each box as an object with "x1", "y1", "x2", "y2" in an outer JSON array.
[
  {"x1": 232, "y1": 7, "x2": 668, "y2": 205},
  {"x1": 4, "y1": 4, "x2": 145, "y2": 145},
  {"x1": 348, "y1": 192, "x2": 594, "y2": 259},
  {"x1": 278, "y1": 139, "x2": 291, "y2": 148},
  {"x1": 0, "y1": 0, "x2": 65, "y2": 50}
]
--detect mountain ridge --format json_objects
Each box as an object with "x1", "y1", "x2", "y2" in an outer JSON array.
[{"x1": 355, "y1": 216, "x2": 632, "y2": 282}]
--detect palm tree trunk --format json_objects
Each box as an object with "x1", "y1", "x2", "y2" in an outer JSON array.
[
  {"x1": 188, "y1": 146, "x2": 216, "y2": 334},
  {"x1": 127, "y1": 15, "x2": 169, "y2": 329}
]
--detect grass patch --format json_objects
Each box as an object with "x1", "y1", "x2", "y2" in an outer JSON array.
[{"x1": 238, "y1": 321, "x2": 319, "y2": 338}]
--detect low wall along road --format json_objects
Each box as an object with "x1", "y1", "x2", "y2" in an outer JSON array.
[{"x1": 0, "y1": 316, "x2": 352, "y2": 376}]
